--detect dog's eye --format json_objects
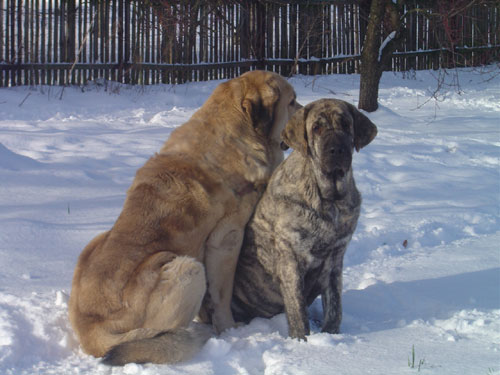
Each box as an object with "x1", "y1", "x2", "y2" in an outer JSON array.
[
  {"x1": 312, "y1": 123, "x2": 322, "y2": 134},
  {"x1": 290, "y1": 99, "x2": 296, "y2": 106},
  {"x1": 340, "y1": 118, "x2": 350, "y2": 131}
]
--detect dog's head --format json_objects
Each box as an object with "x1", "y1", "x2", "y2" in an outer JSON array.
[
  {"x1": 211, "y1": 70, "x2": 301, "y2": 143},
  {"x1": 281, "y1": 99, "x2": 377, "y2": 179},
  {"x1": 239, "y1": 70, "x2": 302, "y2": 144}
]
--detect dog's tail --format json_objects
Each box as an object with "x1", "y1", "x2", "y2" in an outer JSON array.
[{"x1": 102, "y1": 323, "x2": 212, "y2": 366}]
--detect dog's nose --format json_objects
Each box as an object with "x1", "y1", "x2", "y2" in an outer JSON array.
[{"x1": 280, "y1": 141, "x2": 290, "y2": 151}]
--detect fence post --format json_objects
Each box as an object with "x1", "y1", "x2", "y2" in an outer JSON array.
[
  {"x1": 239, "y1": 0, "x2": 250, "y2": 74},
  {"x1": 298, "y1": 2, "x2": 309, "y2": 75}
]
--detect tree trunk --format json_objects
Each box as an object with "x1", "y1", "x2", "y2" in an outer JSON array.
[
  {"x1": 358, "y1": 0, "x2": 403, "y2": 112},
  {"x1": 359, "y1": 62, "x2": 383, "y2": 112}
]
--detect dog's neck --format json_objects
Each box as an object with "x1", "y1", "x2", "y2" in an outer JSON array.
[
  {"x1": 317, "y1": 168, "x2": 352, "y2": 201},
  {"x1": 278, "y1": 152, "x2": 360, "y2": 214}
]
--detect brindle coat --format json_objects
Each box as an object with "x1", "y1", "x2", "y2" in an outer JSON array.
[{"x1": 231, "y1": 99, "x2": 377, "y2": 339}]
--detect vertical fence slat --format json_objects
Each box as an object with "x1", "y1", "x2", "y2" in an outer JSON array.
[
  {"x1": 139, "y1": 3, "x2": 144, "y2": 84},
  {"x1": 239, "y1": 1, "x2": 249, "y2": 75},
  {"x1": 198, "y1": 3, "x2": 204, "y2": 78},
  {"x1": 290, "y1": 3, "x2": 298, "y2": 74},
  {"x1": 266, "y1": 2, "x2": 273, "y2": 64},
  {"x1": 47, "y1": 0, "x2": 53, "y2": 84},
  {"x1": 59, "y1": 0, "x2": 65, "y2": 64},
  {"x1": 232, "y1": 4, "x2": 236, "y2": 78},
  {"x1": 89, "y1": 1, "x2": 94, "y2": 80},
  {"x1": 34, "y1": 0, "x2": 39, "y2": 84},
  {"x1": 6, "y1": 0, "x2": 11, "y2": 69},
  {"x1": 210, "y1": 6, "x2": 214, "y2": 79},
  {"x1": 124, "y1": 0, "x2": 130, "y2": 83},
  {"x1": 40, "y1": 0, "x2": 45, "y2": 84},
  {"x1": 118, "y1": 0, "x2": 124, "y2": 82},
  {"x1": 0, "y1": 0, "x2": 4, "y2": 86},
  {"x1": 150, "y1": 5, "x2": 155, "y2": 83},
  {"x1": 24, "y1": 0, "x2": 30, "y2": 84},
  {"x1": 280, "y1": 4, "x2": 287, "y2": 76},
  {"x1": 225, "y1": 4, "x2": 229, "y2": 78},
  {"x1": 152, "y1": 4, "x2": 157, "y2": 83},
  {"x1": 185, "y1": 2, "x2": 191, "y2": 82},
  {"x1": 30, "y1": 0, "x2": 34, "y2": 83},
  {"x1": 193, "y1": 3, "x2": 198, "y2": 80},
  {"x1": 348, "y1": 3, "x2": 355, "y2": 73},
  {"x1": 234, "y1": 3, "x2": 239, "y2": 76},
  {"x1": 85, "y1": 0, "x2": 90, "y2": 84},
  {"x1": 111, "y1": 0, "x2": 116, "y2": 82},
  {"x1": 0, "y1": 0, "x2": 3, "y2": 66},
  {"x1": 55, "y1": 0, "x2": 60, "y2": 83},
  {"x1": 104, "y1": 0, "x2": 110, "y2": 82},
  {"x1": 15, "y1": 0, "x2": 21, "y2": 85},
  {"x1": 228, "y1": 4, "x2": 231, "y2": 76},
  {"x1": 331, "y1": 4, "x2": 338, "y2": 73},
  {"x1": 100, "y1": 0, "x2": 105, "y2": 81}
]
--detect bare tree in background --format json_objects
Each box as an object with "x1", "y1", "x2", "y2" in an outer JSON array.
[
  {"x1": 358, "y1": 0, "x2": 498, "y2": 112},
  {"x1": 358, "y1": 0, "x2": 403, "y2": 112}
]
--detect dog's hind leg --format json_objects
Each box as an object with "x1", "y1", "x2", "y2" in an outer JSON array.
[
  {"x1": 101, "y1": 255, "x2": 210, "y2": 365},
  {"x1": 101, "y1": 255, "x2": 206, "y2": 350},
  {"x1": 115, "y1": 252, "x2": 206, "y2": 336},
  {"x1": 142, "y1": 255, "x2": 207, "y2": 331}
]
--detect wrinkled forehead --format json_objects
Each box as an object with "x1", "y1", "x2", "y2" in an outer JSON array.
[{"x1": 307, "y1": 100, "x2": 352, "y2": 126}]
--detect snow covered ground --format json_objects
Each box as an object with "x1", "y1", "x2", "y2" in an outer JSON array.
[{"x1": 0, "y1": 66, "x2": 498, "y2": 375}]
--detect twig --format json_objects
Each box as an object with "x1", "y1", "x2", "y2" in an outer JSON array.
[{"x1": 18, "y1": 93, "x2": 31, "y2": 107}]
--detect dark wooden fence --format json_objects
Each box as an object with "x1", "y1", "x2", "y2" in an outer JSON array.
[{"x1": 0, "y1": 0, "x2": 498, "y2": 87}]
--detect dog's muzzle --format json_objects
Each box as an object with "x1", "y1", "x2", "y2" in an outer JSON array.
[{"x1": 322, "y1": 137, "x2": 352, "y2": 180}]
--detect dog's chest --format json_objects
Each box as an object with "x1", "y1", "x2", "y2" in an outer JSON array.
[
  {"x1": 294, "y1": 199, "x2": 359, "y2": 268},
  {"x1": 288, "y1": 200, "x2": 358, "y2": 302}
]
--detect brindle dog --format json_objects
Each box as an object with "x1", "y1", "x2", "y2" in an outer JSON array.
[{"x1": 231, "y1": 99, "x2": 377, "y2": 339}]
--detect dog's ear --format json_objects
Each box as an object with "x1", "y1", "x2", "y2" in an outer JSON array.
[
  {"x1": 241, "y1": 77, "x2": 280, "y2": 136},
  {"x1": 346, "y1": 103, "x2": 378, "y2": 152},
  {"x1": 280, "y1": 105, "x2": 309, "y2": 156}
]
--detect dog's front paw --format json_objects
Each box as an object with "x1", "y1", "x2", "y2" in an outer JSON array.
[
  {"x1": 321, "y1": 321, "x2": 340, "y2": 335},
  {"x1": 288, "y1": 326, "x2": 308, "y2": 341},
  {"x1": 286, "y1": 311, "x2": 310, "y2": 341}
]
